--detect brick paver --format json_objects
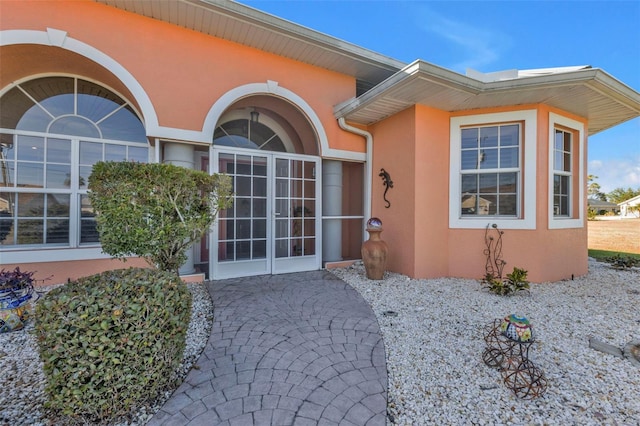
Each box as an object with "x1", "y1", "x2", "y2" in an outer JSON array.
[{"x1": 149, "y1": 270, "x2": 388, "y2": 425}]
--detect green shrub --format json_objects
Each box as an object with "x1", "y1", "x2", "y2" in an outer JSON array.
[{"x1": 34, "y1": 268, "x2": 192, "y2": 424}]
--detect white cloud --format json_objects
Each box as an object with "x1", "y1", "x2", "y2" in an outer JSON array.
[
  {"x1": 588, "y1": 156, "x2": 640, "y2": 194},
  {"x1": 415, "y1": 7, "x2": 512, "y2": 72}
]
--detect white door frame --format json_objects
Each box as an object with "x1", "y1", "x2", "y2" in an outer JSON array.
[{"x1": 209, "y1": 146, "x2": 321, "y2": 279}]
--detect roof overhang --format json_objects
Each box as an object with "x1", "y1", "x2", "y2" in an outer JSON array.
[
  {"x1": 335, "y1": 60, "x2": 640, "y2": 135},
  {"x1": 94, "y1": 0, "x2": 405, "y2": 88}
]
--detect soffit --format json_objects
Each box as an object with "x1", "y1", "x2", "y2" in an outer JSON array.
[
  {"x1": 335, "y1": 61, "x2": 640, "y2": 135},
  {"x1": 93, "y1": 0, "x2": 404, "y2": 87}
]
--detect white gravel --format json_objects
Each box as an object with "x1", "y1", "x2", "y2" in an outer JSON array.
[
  {"x1": 332, "y1": 259, "x2": 640, "y2": 426},
  {"x1": 2, "y1": 260, "x2": 639, "y2": 425},
  {"x1": 0, "y1": 282, "x2": 213, "y2": 426}
]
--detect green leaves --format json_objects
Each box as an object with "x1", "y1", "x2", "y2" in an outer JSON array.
[
  {"x1": 34, "y1": 268, "x2": 192, "y2": 424},
  {"x1": 88, "y1": 161, "x2": 233, "y2": 273}
]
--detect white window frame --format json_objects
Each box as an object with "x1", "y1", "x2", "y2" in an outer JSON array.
[
  {"x1": 548, "y1": 113, "x2": 584, "y2": 229},
  {"x1": 450, "y1": 110, "x2": 537, "y2": 230}
]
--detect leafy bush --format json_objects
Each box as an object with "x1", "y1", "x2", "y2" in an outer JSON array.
[
  {"x1": 88, "y1": 161, "x2": 232, "y2": 274},
  {"x1": 34, "y1": 268, "x2": 192, "y2": 424}
]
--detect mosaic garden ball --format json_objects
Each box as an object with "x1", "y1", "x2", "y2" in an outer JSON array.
[
  {"x1": 500, "y1": 314, "x2": 534, "y2": 343},
  {"x1": 367, "y1": 217, "x2": 383, "y2": 230}
]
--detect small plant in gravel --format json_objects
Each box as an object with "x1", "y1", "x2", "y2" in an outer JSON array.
[
  {"x1": 481, "y1": 224, "x2": 530, "y2": 296},
  {"x1": 34, "y1": 267, "x2": 192, "y2": 424},
  {"x1": 606, "y1": 254, "x2": 639, "y2": 270}
]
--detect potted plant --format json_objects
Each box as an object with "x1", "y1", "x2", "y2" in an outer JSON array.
[{"x1": 0, "y1": 267, "x2": 35, "y2": 333}]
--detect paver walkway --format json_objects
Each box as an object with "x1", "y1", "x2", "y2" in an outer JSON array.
[{"x1": 149, "y1": 270, "x2": 388, "y2": 425}]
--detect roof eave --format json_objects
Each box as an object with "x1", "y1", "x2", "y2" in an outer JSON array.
[{"x1": 336, "y1": 65, "x2": 640, "y2": 135}]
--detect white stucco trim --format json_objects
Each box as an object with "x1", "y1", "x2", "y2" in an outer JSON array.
[
  {"x1": 449, "y1": 110, "x2": 537, "y2": 230},
  {"x1": 1, "y1": 29, "x2": 160, "y2": 134},
  {"x1": 548, "y1": 112, "x2": 585, "y2": 229}
]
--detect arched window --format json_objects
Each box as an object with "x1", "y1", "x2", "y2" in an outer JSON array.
[
  {"x1": 213, "y1": 108, "x2": 294, "y2": 153},
  {"x1": 0, "y1": 76, "x2": 148, "y2": 248}
]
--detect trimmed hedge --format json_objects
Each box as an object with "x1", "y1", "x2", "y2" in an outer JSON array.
[{"x1": 34, "y1": 268, "x2": 192, "y2": 423}]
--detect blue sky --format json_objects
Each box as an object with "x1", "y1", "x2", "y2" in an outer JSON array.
[{"x1": 239, "y1": 0, "x2": 640, "y2": 194}]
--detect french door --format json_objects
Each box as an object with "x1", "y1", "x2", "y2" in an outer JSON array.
[{"x1": 211, "y1": 148, "x2": 321, "y2": 279}]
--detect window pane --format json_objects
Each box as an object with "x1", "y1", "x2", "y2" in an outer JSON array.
[
  {"x1": 252, "y1": 240, "x2": 266, "y2": 258},
  {"x1": 500, "y1": 125, "x2": 519, "y2": 147},
  {"x1": 253, "y1": 177, "x2": 266, "y2": 197},
  {"x1": 290, "y1": 180, "x2": 303, "y2": 198},
  {"x1": 275, "y1": 239, "x2": 288, "y2": 258},
  {"x1": 498, "y1": 195, "x2": 517, "y2": 216},
  {"x1": 304, "y1": 162, "x2": 315, "y2": 180},
  {"x1": 500, "y1": 147, "x2": 518, "y2": 168},
  {"x1": 49, "y1": 116, "x2": 100, "y2": 138},
  {"x1": 18, "y1": 193, "x2": 43, "y2": 217},
  {"x1": 17, "y1": 162, "x2": 44, "y2": 188},
  {"x1": 99, "y1": 107, "x2": 147, "y2": 142},
  {"x1": 275, "y1": 199, "x2": 288, "y2": 218},
  {"x1": 47, "y1": 194, "x2": 70, "y2": 217},
  {"x1": 79, "y1": 166, "x2": 93, "y2": 189},
  {"x1": 0, "y1": 159, "x2": 15, "y2": 187},
  {"x1": 236, "y1": 156, "x2": 252, "y2": 175},
  {"x1": 461, "y1": 194, "x2": 477, "y2": 215},
  {"x1": 461, "y1": 174, "x2": 477, "y2": 193},
  {"x1": 275, "y1": 218, "x2": 288, "y2": 238},
  {"x1": 304, "y1": 180, "x2": 315, "y2": 198},
  {"x1": 47, "y1": 219, "x2": 69, "y2": 244},
  {"x1": 236, "y1": 176, "x2": 251, "y2": 196},
  {"x1": 105, "y1": 144, "x2": 127, "y2": 161},
  {"x1": 80, "y1": 218, "x2": 99, "y2": 243},
  {"x1": 304, "y1": 238, "x2": 315, "y2": 255},
  {"x1": 276, "y1": 159, "x2": 288, "y2": 177},
  {"x1": 17, "y1": 135, "x2": 44, "y2": 161},
  {"x1": 461, "y1": 128, "x2": 477, "y2": 149},
  {"x1": 564, "y1": 131, "x2": 572, "y2": 152},
  {"x1": 219, "y1": 241, "x2": 234, "y2": 261},
  {"x1": 253, "y1": 157, "x2": 267, "y2": 176},
  {"x1": 80, "y1": 141, "x2": 102, "y2": 165},
  {"x1": 499, "y1": 173, "x2": 517, "y2": 192},
  {"x1": 555, "y1": 130, "x2": 564, "y2": 151},
  {"x1": 253, "y1": 198, "x2": 266, "y2": 217},
  {"x1": 563, "y1": 152, "x2": 571, "y2": 172},
  {"x1": 47, "y1": 138, "x2": 71, "y2": 163},
  {"x1": 479, "y1": 174, "x2": 497, "y2": 193},
  {"x1": 480, "y1": 126, "x2": 498, "y2": 147},
  {"x1": 461, "y1": 151, "x2": 477, "y2": 170},
  {"x1": 479, "y1": 148, "x2": 498, "y2": 169},
  {"x1": 236, "y1": 241, "x2": 251, "y2": 260},
  {"x1": 253, "y1": 219, "x2": 266, "y2": 238},
  {"x1": 236, "y1": 219, "x2": 251, "y2": 239},
  {"x1": 46, "y1": 164, "x2": 71, "y2": 188},
  {"x1": 236, "y1": 198, "x2": 251, "y2": 217},
  {"x1": 18, "y1": 219, "x2": 43, "y2": 244}
]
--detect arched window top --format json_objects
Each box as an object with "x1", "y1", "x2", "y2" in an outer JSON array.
[
  {"x1": 0, "y1": 77, "x2": 146, "y2": 143},
  {"x1": 214, "y1": 118, "x2": 287, "y2": 152}
]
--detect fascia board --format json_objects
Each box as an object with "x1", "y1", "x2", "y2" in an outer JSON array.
[
  {"x1": 196, "y1": 0, "x2": 406, "y2": 72},
  {"x1": 334, "y1": 60, "x2": 483, "y2": 118}
]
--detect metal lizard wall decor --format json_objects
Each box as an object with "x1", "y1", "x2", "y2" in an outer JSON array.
[{"x1": 379, "y1": 168, "x2": 393, "y2": 208}]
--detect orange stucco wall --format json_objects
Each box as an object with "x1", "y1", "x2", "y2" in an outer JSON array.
[
  {"x1": 2, "y1": 257, "x2": 150, "y2": 286},
  {"x1": 1, "y1": 0, "x2": 365, "y2": 153},
  {"x1": 367, "y1": 104, "x2": 589, "y2": 283},
  {"x1": 368, "y1": 107, "x2": 417, "y2": 275}
]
